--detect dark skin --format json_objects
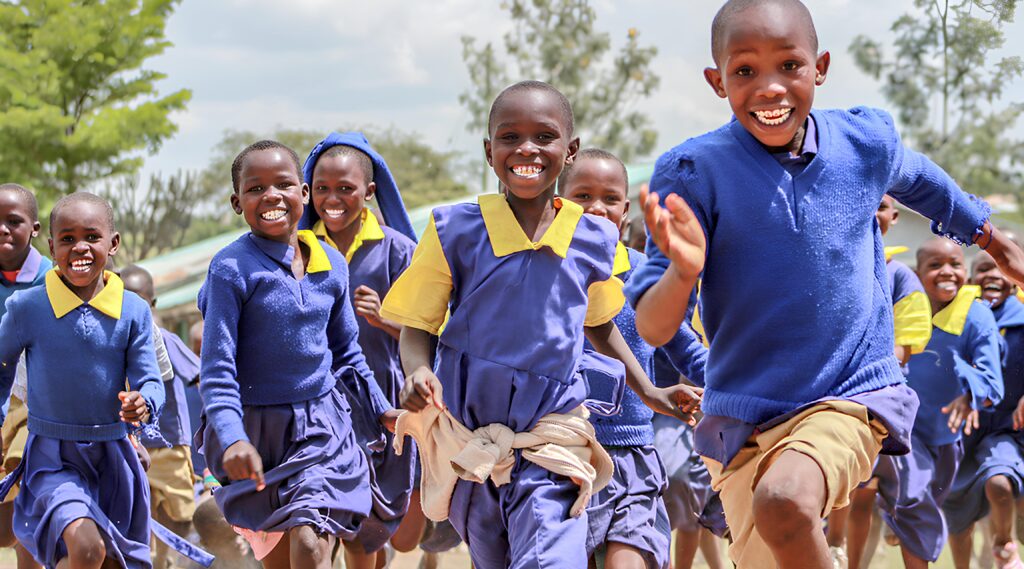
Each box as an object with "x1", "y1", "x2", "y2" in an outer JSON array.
[
  {"x1": 400, "y1": 88, "x2": 701, "y2": 424},
  {"x1": 0, "y1": 190, "x2": 40, "y2": 273},
  {"x1": 310, "y1": 153, "x2": 402, "y2": 340}
]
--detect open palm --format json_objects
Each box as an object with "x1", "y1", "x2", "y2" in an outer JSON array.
[{"x1": 641, "y1": 186, "x2": 706, "y2": 279}]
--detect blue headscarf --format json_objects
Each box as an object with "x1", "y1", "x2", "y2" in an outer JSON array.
[{"x1": 299, "y1": 132, "x2": 417, "y2": 243}]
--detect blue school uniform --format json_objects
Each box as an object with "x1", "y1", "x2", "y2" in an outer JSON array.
[
  {"x1": 0, "y1": 246, "x2": 50, "y2": 321},
  {"x1": 625, "y1": 108, "x2": 993, "y2": 468},
  {"x1": 300, "y1": 131, "x2": 419, "y2": 552},
  {"x1": 876, "y1": 286, "x2": 1003, "y2": 561},
  {"x1": 141, "y1": 329, "x2": 198, "y2": 449},
  {"x1": 0, "y1": 270, "x2": 165, "y2": 569},
  {"x1": 943, "y1": 295, "x2": 1024, "y2": 534},
  {"x1": 381, "y1": 195, "x2": 625, "y2": 569},
  {"x1": 197, "y1": 230, "x2": 387, "y2": 538}
]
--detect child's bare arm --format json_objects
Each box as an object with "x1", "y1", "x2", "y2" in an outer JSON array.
[
  {"x1": 634, "y1": 187, "x2": 705, "y2": 347},
  {"x1": 585, "y1": 320, "x2": 700, "y2": 424},
  {"x1": 398, "y1": 326, "x2": 443, "y2": 412},
  {"x1": 977, "y1": 223, "x2": 1024, "y2": 288}
]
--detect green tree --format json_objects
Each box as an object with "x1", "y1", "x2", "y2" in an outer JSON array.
[
  {"x1": 104, "y1": 170, "x2": 202, "y2": 264},
  {"x1": 459, "y1": 0, "x2": 660, "y2": 192},
  {"x1": 0, "y1": 0, "x2": 190, "y2": 205},
  {"x1": 850, "y1": 0, "x2": 1023, "y2": 197}
]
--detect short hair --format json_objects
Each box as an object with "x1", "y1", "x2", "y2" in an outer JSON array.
[
  {"x1": 487, "y1": 80, "x2": 575, "y2": 136},
  {"x1": 0, "y1": 183, "x2": 39, "y2": 221},
  {"x1": 317, "y1": 145, "x2": 374, "y2": 186},
  {"x1": 711, "y1": 0, "x2": 818, "y2": 63},
  {"x1": 557, "y1": 148, "x2": 629, "y2": 193},
  {"x1": 119, "y1": 264, "x2": 155, "y2": 299},
  {"x1": 230, "y1": 140, "x2": 302, "y2": 193},
  {"x1": 49, "y1": 192, "x2": 115, "y2": 233}
]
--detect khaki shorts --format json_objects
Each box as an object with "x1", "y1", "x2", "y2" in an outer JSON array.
[
  {"x1": 148, "y1": 445, "x2": 197, "y2": 523},
  {"x1": 1, "y1": 396, "x2": 29, "y2": 503},
  {"x1": 702, "y1": 401, "x2": 887, "y2": 569}
]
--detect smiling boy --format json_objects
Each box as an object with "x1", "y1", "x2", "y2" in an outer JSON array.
[{"x1": 626, "y1": 1, "x2": 1024, "y2": 568}]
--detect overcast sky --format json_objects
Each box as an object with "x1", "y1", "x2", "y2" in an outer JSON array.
[{"x1": 143, "y1": 0, "x2": 1024, "y2": 180}]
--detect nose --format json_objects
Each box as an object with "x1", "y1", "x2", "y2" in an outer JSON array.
[
  {"x1": 586, "y1": 202, "x2": 608, "y2": 218},
  {"x1": 754, "y1": 75, "x2": 786, "y2": 99},
  {"x1": 72, "y1": 240, "x2": 90, "y2": 253},
  {"x1": 515, "y1": 141, "x2": 539, "y2": 156}
]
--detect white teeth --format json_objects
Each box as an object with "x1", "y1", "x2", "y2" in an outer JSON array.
[
  {"x1": 260, "y1": 209, "x2": 286, "y2": 221},
  {"x1": 70, "y1": 260, "x2": 92, "y2": 273},
  {"x1": 753, "y1": 108, "x2": 793, "y2": 126},
  {"x1": 937, "y1": 282, "x2": 958, "y2": 292},
  {"x1": 324, "y1": 209, "x2": 345, "y2": 218},
  {"x1": 511, "y1": 164, "x2": 543, "y2": 178}
]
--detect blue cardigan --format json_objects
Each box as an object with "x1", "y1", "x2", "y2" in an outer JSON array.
[
  {"x1": 198, "y1": 231, "x2": 390, "y2": 449},
  {"x1": 626, "y1": 107, "x2": 989, "y2": 434}
]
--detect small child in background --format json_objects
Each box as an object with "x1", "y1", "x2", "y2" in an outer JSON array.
[
  {"x1": 121, "y1": 264, "x2": 201, "y2": 569},
  {"x1": 197, "y1": 140, "x2": 392, "y2": 569},
  {"x1": 874, "y1": 238, "x2": 1003, "y2": 568},
  {"x1": 299, "y1": 132, "x2": 419, "y2": 568},
  {"x1": 0, "y1": 191, "x2": 165, "y2": 568},
  {"x1": 559, "y1": 148, "x2": 711, "y2": 569},
  {"x1": 942, "y1": 250, "x2": 1024, "y2": 568},
  {"x1": 0, "y1": 183, "x2": 49, "y2": 569}
]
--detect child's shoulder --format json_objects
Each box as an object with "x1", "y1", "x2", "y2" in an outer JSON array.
[
  {"x1": 121, "y1": 289, "x2": 153, "y2": 321},
  {"x1": 966, "y1": 298, "x2": 1000, "y2": 330},
  {"x1": 207, "y1": 234, "x2": 255, "y2": 275},
  {"x1": 3, "y1": 284, "x2": 48, "y2": 312},
  {"x1": 661, "y1": 121, "x2": 738, "y2": 165},
  {"x1": 814, "y1": 106, "x2": 899, "y2": 144},
  {"x1": 379, "y1": 224, "x2": 417, "y2": 253}
]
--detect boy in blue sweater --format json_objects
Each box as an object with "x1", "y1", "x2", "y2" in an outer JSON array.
[
  {"x1": 627, "y1": 1, "x2": 1024, "y2": 567},
  {"x1": 0, "y1": 192, "x2": 165, "y2": 569}
]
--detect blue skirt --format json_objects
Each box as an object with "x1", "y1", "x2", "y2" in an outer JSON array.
[
  {"x1": 943, "y1": 427, "x2": 1024, "y2": 534},
  {"x1": 652, "y1": 414, "x2": 727, "y2": 536},
  {"x1": 0, "y1": 434, "x2": 152, "y2": 569},
  {"x1": 197, "y1": 387, "x2": 372, "y2": 538},
  {"x1": 586, "y1": 445, "x2": 671, "y2": 569}
]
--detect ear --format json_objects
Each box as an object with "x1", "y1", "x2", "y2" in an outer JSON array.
[
  {"x1": 620, "y1": 199, "x2": 631, "y2": 233},
  {"x1": 301, "y1": 183, "x2": 310, "y2": 206},
  {"x1": 484, "y1": 138, "x2": 493, "y2": 167},
  {"x1": 108, "y1": 231, "x2": 121, "y2": 257},
  {"x1": 31, "y1": 221, "x2": 40, "y2": 237},
  {"x1": 815, "y1": 50, "x2": 831, "y2": 86},
  {"x1": 48, "y1": 237, "x2": 54, "y2": 258},
  {"x1": 565, "y1": 137, "x2": 581, "y2": 165},
  {"x1": 230, "y1": 192, "x2": 242, "y2": 215},
  {"x1": 891, "y1": 208, "x2": 899, "y2": 225},
  {"x1": 704, "y1": 67, "x2": 727, "y2": 98},
  {"x1": 365, "y1": 181, "x2": 377, "y2": 201}
]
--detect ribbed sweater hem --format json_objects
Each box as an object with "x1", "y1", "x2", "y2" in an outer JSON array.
[
  {"x1": 593, "y1": 423, "x2": 654, "y2": 447},
  {"x1": 28, "y1": 415, "x2": 128, "y2": 442},
  {"x1": 702, "y1": 357, "x2": 904, "y2": 425}
]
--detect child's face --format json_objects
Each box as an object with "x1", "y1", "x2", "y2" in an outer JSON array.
[
  {"x1": 310, "y1": 153, "x2": 376, "y2": 235},
  {"x1": 917, "y1": 241, "x2": 966, "y2": 306},
  {"x1": 0, "y1": 190, "x2": 40, "y2": 270},
  {"x1": 560, "y1": 158, "x2": 630, "y2": 233},
  {"x1": 48, "y1": 201, "x2": 119, "y2": 291},
  {"x1": 231, "y1": 149, "x2": 308, "y2": 243},
  {"x1": 876, "y1": 196, "x2": 899, "y2": 236},
  {"x1": 971, "y1": 251, "x2": 1015, "y2": 308},
  {"x1": 703, "y1": 3, "x2": 829, "y2": 151},
  {"x1": 485, "y1": 90, "x2": 580, "y2": 201}
]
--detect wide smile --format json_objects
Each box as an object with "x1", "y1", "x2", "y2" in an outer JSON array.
[
  {"x1": 751, "y1": 107, "x2": 794, "y2": 127},
  {"x1": 259, "y1": 208, "x2": 287, "y2": 222},
  {"x1": 69, "y1": 258, "x2": 94, "y2": 274},
  {"x1": 935, "y1": 280, "x2": 959, "y2": 294},
  {"x1": 510, "y1": 164, "x2": 544, "y2": 179},
  {"x1": 323, "y1": 208, "x2": 347, "y2": 219}
]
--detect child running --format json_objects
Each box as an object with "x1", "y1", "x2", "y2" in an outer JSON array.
[
  {"x1": 197, "y1": 140, "x2": 392, "y2": 569},
  {"x1": 942, "y1": 249, "x2": 1024, "y2": 569},
  {"x1": 0, "y1": 183, "x2": 48, "y2": 569},
  {"x1": 299, "y1": 132, "x2": 419, "y2": 568},
  {"x1": 382, "y1": 80, "x2": 699, "y2": 569},
  {"x1": 626, "y1": 1, "x2": 1024, "y2": 567},
  {"x1": 559, "y1": 148, "x2": 710, "y2": 569},
  {"x1": 0, "y1": 191, "x2": 165, "y2": 569},
  {"x1": 120, "y1": 264, "x2": 201, "y2": 569}
]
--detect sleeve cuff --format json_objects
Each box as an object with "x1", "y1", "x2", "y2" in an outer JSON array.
[{"x1": 210, "y1": 409, "x2": 250, "y2": 450}]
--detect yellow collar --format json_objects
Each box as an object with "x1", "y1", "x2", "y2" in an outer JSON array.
[
  {"x1": 884, "y1": 246, "x2": 908, "y2": 262},
  {"x1": 45, "y1": 269, "x2": 124, "y2": 320},
  {"x1": 613, "y1": 241, "x2": 631, "y2": 276},
  {"x1": 296, "y1": 230, "x2": 333, "y2": 273},
  {"x1": 478, "y1": 194, "x2": 582, "y2": 259},
  {"x1": 933, "y1": 284, "x2": 982, "y2": 336},
  {"x1": 312, "y1": 209, "x2": 385, "y2": 262}
]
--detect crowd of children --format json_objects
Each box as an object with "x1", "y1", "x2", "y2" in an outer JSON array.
[{"x1": 3, "y1": 1, "x2": 1024, "y2": 568}]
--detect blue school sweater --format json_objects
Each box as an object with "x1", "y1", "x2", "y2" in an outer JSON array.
[
  {"x1": 992, "y1": 296, "x2": 1024, "y2": 419},
  {"x1": 141, "y1": 328, "x2": 199, "y2": 449},
  {"x1": 907, "y1": 286, "x2": 1003, "y2": 446},
  {"x1": 587, "y1": 246, "x2": 710, "y2": 447},
  {"x1": 0, "y1": 270, "x2": 165, "y2": 441},
  {"x1": 198, "y1": 231, "x2": 391, "y2": 450},
  {"x1": 626, "y1": 107, "x2": 989, "y2": 433},
  {"x1": 0, "y1": 247, "x2": 51, "y2": 321}
]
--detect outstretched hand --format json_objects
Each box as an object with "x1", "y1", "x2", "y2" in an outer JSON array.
[
  {"x1": 942, "y1": 393, "x2": 979, "y2": 436},
  {"x1": 641, "y1": 186, "x2": 706, "y2": 281},
  {"x1": 223, "y1": 440, "x2": 266, "y2": 491},
  {"x1": 118, "y1": 391, "x2": 150, "y2": 425},
  {"x1": 1013, "y1": 396, "x2": 1024, "y2": 431},
  {"x1": 400, "y1": 366, "x2": 444, "y2": 412},
  {"x1": 641, "y1": 384, "x2": 703, "y2": 426}
]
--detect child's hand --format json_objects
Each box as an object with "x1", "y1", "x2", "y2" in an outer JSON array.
[
  {"x1": 118, "y1": 391, "x2": 150, "y2": 425},
  {"x1": 380, "y1": 409, "x2": 402, "y2": 433},
  {"x1": 641, "y1": 186, "x2": 706, "y2": 281},
  {"x1": 640, "y1": 384, "x2": 702, "y2": 426},
  {"x1": 353, "y1": 285, "x2": 386, "y2": 328},
  {"x1": 400, "y1": 367, "x2": 444, "y2": 412},
  {"x1": 223, "y1": 440, "x2": 266, "y2": 491},
  {"x1": 1014, "y1": 396, "x2": 1024, "y2": 431},
  {"x1": 942, "y1": 393, "x2": 979, "y2": 435},
  {"x1": 129, "y1": 435, "x2": 152, "y2": 472}
]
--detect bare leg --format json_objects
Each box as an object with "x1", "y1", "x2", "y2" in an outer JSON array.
[
  {"x1": 342, "y1": 539, "x2": 377, "y2": 569},
  {"x1": 673, "y1": 529, "x2": 699, "y2": 569},
  {"x1": 391, "y1": 489, "x2": 427, "y2": 553},
  {"x1": 56, "y1": 518, "x2": 107, "y2": 569},
  {"x1": 846, "y1": 486, "x2": 876, "y2": 569},
  {"x1": 698, "y1": 528, "x2": 725, "y2": 569},
  {"x1": 752, "y1": 451, "x2": 831, "y2": 569},
  {"x1": 16, "y1": 542, "x2": 42, "y2": 569},
  {"x1": 859, "y1": 507, "x2": 883, "y2": 569},
  {"x1": 289, "y1": 526, "x2": 332, "y2": 569},
  {"x1": 900, "y1": 546, "x2": 930, "y2": 569},
  {"x1": 260, "y1": 535, "x2": 290, "y2": 569},
  {"x1": 0, "y1": 502, "x2": 16, "y2": 548},
  {"x1": 948, "y1": 524, "x2": 973, "y2": 569},
  {"x1": 827, "y1": 505, "x2": 849, "y2": 548},
  {"x1": 604, "y1": 542, "x2": 648, "y2": 569},
  {"x1": 988, "y1": 476, "x2": 1019, "y2": 564}
]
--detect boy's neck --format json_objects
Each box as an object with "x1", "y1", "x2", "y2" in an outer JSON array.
[
  {"x1": 505, "y1": 187, "x2": 558, "y2": 242},
  {"x1": 62, "y1": 271, "x2": 106, "y2": 304},
  {"x1": 326, "y1": 212, "x2": 364, "y2": 256},
  {"x1": 0, "y1": 246, "x2": 32, "y2": 272},
  {"x1": 761, "y1": 120, "x2": 807, "y2": 157},
  {"x1": 930, "y1": 296, "x2": 953, "y2": 316}
]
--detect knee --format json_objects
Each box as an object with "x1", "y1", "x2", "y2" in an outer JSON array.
[
  {"x1": 752, "y1": 478, "x2": 822, "y2": 546},
  {"x1": 986, "y1": 475, "x2": 1016, "y2": 504},
  {"x1": 0, "y1": 506, "x2": 16, "y2": 548},
  {"x1": 65, "y1": 526, "x2": 106, "y2": 567},
  {"x1": 850, "y1": 487, "x2": 877, "y2": 515},
  {"x1": 289, "y1": 526, "x2": 326, "y2": 565}
]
